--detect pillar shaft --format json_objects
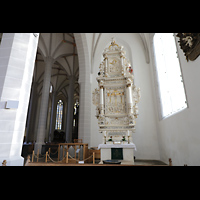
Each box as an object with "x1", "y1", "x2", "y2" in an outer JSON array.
[
  {"x1": 26, "y1": 81, "x2": 38, "y2": 142},
  {"x1": 0, "y1": 33, "x2": 39, "y2": 165},
  {"x1": 78, "y1": 80, "x2": 91, "y2": 145},
  {"x1": 35, "y1": 57, "x2": 54, "y2": 153},
  {"x1": 126, "y1": 84, "x2": 133, "y2": 114},
  {"x1": 65, "y1": 75, "x2": 75, "y2": 143},
  {"x1": 48, "y1": 91, "x2": 57, "y2": 142},
  {"x1": 99, "y1": 86, "x2": 104, "y2": 115}
]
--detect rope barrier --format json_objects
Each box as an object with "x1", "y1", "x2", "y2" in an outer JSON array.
[
  {"x1": 50, "y1": 150, "x2": 58, "y2": 155},
  {"x1": 32, "y1": 150, "x2": 95, "y2": 164},
  {"x1": 32, "y1": 152, "x2": 47, "y2": 162},
  {"x1": 67, "y1": 153, "x2": 93, "y2": 162},
  {"x1": 47, "y1": 154, "x2": 61, "y2": 163},
  {"x1": 31, "y1": 147, "x2": 96, "y2": 164}
]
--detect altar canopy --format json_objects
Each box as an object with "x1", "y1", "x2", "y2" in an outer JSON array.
[{"x1": 92, "y1": 38, "x2": 141, "y2": 145}]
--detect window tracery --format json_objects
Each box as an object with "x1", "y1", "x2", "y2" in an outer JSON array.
[{"x1": 55, "y1": 100, "x2": 63, "y2": 130}]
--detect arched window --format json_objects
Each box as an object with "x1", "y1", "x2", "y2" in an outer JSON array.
[
  {"x1": 55, "y1": 100, "x2": 63, "y2": 130},
  {"x1": 153, "y1": 33, "x2": 188, "y2": 119},
  {"x1": 49, "y1": 84, "x2": 53, "y2": 93}
]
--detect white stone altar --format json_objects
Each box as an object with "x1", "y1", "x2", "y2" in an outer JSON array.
[
  {"x1": 92, "y1": 38, "x2": 141, "y2": 164},
  {"x1": 98, "y1": 143, "x2": 137, "y2": 164}
]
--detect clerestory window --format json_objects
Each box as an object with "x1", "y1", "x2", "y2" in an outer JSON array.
[{"x1": 153, "y1": 33, "x2": 188, "y2": 119}]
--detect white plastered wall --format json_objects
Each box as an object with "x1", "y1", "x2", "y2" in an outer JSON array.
[{"x1": 149, "y1": 34, "x2": 200, "y2": 166}]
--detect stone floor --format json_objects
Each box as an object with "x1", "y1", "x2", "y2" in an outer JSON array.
[
  {"x1": 24, "y1": 156, "x2": 168, "y2": 166},
  {"x1": 98, "y1": 159, "x2": 167, "y2": 166},
  {"x1": 134, "y1": 159, "x2": 167, "y2": 166}
]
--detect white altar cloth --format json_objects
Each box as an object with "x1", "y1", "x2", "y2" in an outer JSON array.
[{"x1": 98, "y1": 143, "x2": 137, "y2": 151}]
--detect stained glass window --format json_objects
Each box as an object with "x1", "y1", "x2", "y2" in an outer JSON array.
[{"x1": 55, "y1": 100, "x2": 63, "y2": 130}]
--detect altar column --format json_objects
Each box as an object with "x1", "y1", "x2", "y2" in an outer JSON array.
[
  {"x1": 104, "y1": 54, "x2": 108, "y2": 77},
  {"x1": 35, "y1": 57, "x2": 54, "y2": 153},
  {"x1": 120, "y1": 55, "x2": 124, "y2": 66},
  {"x1": 120, "y1": 55, "x2": 125, "y2": 75},
  {"x1": 99, "y1": 86, "x2": 104, "y2": 115},
  {"x1": 126, "y1": 82, "x2": 134, "y2": 114}
]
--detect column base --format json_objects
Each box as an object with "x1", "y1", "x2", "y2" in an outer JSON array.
[
  {"x1": 0, "y1": 156, "x2": 24, "y2": 166},
  {"x1": 34, "y1": 142, "x2": 45, "y2": 154}
]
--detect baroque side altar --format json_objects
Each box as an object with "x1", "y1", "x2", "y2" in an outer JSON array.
[{"x1": 92, "y1": 39, "x2": 141, "y2": 164}]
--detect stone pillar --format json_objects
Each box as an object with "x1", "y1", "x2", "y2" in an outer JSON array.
[
  {"x1": 51, "y1": 95, "x2": 58, "y2": 141},
  {"x1": 0, "y1": 33, "x2": 39, "y2": 166},
  {"x1": 48, "y1": 91, "x2": 57, "y2": 142},
  {"x1": 78, "y1": 80, "x2": 91, "y2": 145},
  {"x1": 74, "y1": 33, "x2": 91, "y2": 145},
  {"x1": 26, "y1": 81, "x2": 38, "y2": 142},
  {"x1": 35, "y1": 57, "x2": 54, "y2": 153},
  {"x1": 65, "y1": 75, "x2": 75, "y2": 143}
]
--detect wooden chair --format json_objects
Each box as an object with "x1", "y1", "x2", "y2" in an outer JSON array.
[{"x1": 74, "y1": 139, "x2": 82, "y2": 143}]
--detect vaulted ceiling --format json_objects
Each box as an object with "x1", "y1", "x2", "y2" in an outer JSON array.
[
  {"x1": 34, "y1": 33, "x2": 79, "y2": 101},
  {"x1": 33, "y1": 33, "x2": 150, "y2": 101}
]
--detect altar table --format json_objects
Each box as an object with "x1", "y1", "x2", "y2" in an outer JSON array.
[{"x1": 98, "y1": 143, "x2": 136, "y2": 164}]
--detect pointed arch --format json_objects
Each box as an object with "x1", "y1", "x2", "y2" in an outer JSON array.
[{"x1": 139, "y1": 33, "x2": 150, "y2": 64}]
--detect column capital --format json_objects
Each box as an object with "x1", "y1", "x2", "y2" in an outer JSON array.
[
  {"x1": 126, "y1": 77, "x2": 133, "y2": 87},
  {"x1": 103, "y1": 53, "x2": 108, "y2": 59},
  {"x1": 44, "y1": 56, "x2": 55, "y2": 65}
]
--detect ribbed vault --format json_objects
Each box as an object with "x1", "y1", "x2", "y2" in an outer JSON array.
[{"x1": 35, "y1": 33, "x2": 79, "y2": 101}]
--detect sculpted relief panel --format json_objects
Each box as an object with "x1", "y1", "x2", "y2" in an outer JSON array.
[
  {"x1": 105, "y1": 88, "x2": 126, "y2": 115},
  {"x1": 108, "y1": 57, "x2": 121, "y2": 76}
]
